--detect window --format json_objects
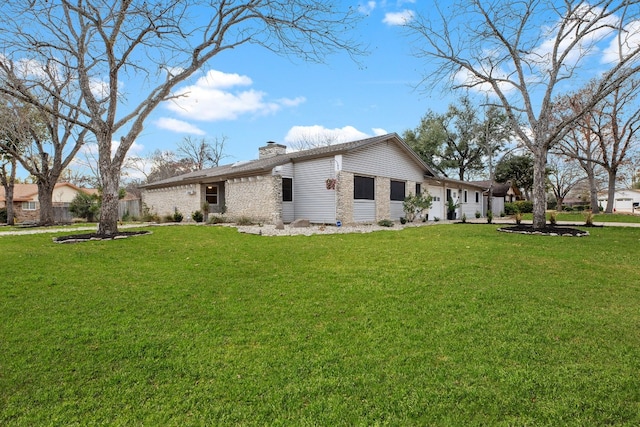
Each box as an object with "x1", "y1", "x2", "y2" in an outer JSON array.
[
  {"x1": 464, "y1": 190, "x2": 468, "y2": 203},
  {"x1": 205, "y1": 185, "x2": 218, "y2": 205},
  {"x1": 22, "y1": 201, "x2": 37, "y2": 211},
  {"x1": 282, "y1": 177, "x2": 293, "y2": 202},
  {"x1": 475, "y1": 192, "x2": 480, "y2": 203},
  {"x1": 390, "y1": 180, "x2": 406, "y2": 201},
  {"x1": 354, "y1": 176, "x2": 375, "y2": 200},
  {"x1": 415, "y1": 183, "x2": 422, "y2": 195}
]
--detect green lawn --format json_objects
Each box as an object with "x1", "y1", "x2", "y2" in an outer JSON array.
[
  {"x1": 520, "y1": 212, "x2": 640, "y2": 223},
  {"x1": 1, "y1": 225, "x2": 639, "y2": 425}
]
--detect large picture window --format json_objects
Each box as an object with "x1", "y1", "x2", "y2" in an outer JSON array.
[
  {"x1": 354, "y1": 176, "x2": 375, "y2": 200},
  {"x1": 390, "y1": 180, "x2": 406, "y2": 201},
  {"x1": 205, "y1": 185, "x2": 218, "y2": 205},
  {"x1": 282, "y1": 177, "x2": 293, "y2": 202}
]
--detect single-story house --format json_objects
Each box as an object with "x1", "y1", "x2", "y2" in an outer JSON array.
[
  {"x1": 141, "y1": 133, "x2": 487, "y2": 224},
  {"x1": 598, "y1": 189, "x2": 640, "y2": 213},
  {"x1": 469, "y1": 180, "x2": 523, "y2": 216},
  {"x1": 0, "y1": 182, "x2": 98, "y2": 223}
]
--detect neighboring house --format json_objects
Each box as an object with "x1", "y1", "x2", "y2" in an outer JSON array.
[
  {"x1": 470, "y1": 181, "x2": 523, "y2": 216},
  {"x1": 0, "y1": 182, "x2": 97, "y2": 223},
  {"x1": 141, "y1": 133, "x2": 486, "y2": 224},
  {"x1": 598, "y1": 189, "x2": 640, "y2": 213}
]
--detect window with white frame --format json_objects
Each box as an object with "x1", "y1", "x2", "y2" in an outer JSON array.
[
  {"x1": 282, "y1": 178, "x2": 293, "y2": 202},
  {"x1": 475, "y1": 192, "x2": 480, "y2": 203},
  {"x1": 22, "y1": 201, "x2": 37, "y2": 211}
]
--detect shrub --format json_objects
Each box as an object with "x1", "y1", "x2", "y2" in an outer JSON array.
[
  {"x1": 208, "y1": 215, "x2": 227, "y2": 224},
  {"x1": 69, "y1": 192, "x2": 100, "y2": 222},
  {"x1": 475, "y1": 211, "x2": 481, "y2": 219},
  {"x1": 403, "y1": 191, "x2": 433, "y2": 222},
  {"x1": 548, "y1": 211, "x2": 557, "y2": 225},
  {"x1": 236, "y1": 216, "x2": 254, "y2": 226},
  {"x1": 141, "y1": 203, "x2": 160, "y2": 222},
  {"x1": 487, "y1": 210, "x2": 493, "y2": 224},
  {"x1": 461, "y1": 213, "x2": 467, "y2": 223},
  {"x1": 378, "y1": 219, "x2": 394, "y2": 227},
  {"x1": 433, "y1": 217, "x2": 440, "y2": 222},
  {"x1": 515, "y1": 212, "x2": 523, "y2": 225},
  {"x1": 584, "y1": 211, "x2": 594, "y2": 226},
  {"x1": 504, "y1": 200, "x2": 533, "y2": 215},
  {"x1": 172, "y1": 208, "x2": 183, "y2": 223},
  {"x1": 192, "y1": 210, "x2": 204, "y2": 223},
  {"x1": 0, "y1": 207, "x2": 6, "y2": 223}
]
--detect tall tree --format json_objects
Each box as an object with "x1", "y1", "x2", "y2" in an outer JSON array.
[
  {"x1": 177, "y1": 136, "x2": 228, "y2": 170},
  {"x1": 592, "y1": 80, "x2": 640, "y2": 213},
  {"x1": 0, "y1": 1, "x2": 363, "y2": 236},
  {"x1": 495, "y1": 154, "x2": 535, "y2": 200},
  {"x1": 405, "y1": 0, "x2": 640, "y2": 228},
  {"x1": 404, "y1": 96, "x2": 485, "y2": 181},
  {"x1": 552, "y1": 81, "x2": 606, "y2": 212},
  {"x1": 0, "y1": 149, "x2": 17, "y2": 225}
]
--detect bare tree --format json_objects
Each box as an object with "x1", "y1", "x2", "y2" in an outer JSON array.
[
  {"x1": 288, "y1": 132, "x2": 341, "y2": 151},
  {"x1": 406, "y1": 0, "x2": 640, "y2": 228},
  {"x1": 547, "y1": 155, "x2": 586, "y2": 211},
  {"x1": 0, "y1": 149, "x2": 17, "y2": 225},
  {"x1": 0, "y1": 1, "x2": 363, "y2": 236},
  {"x1": 0, "y1": 91, "x2": 87, "y2": 225},
  {"x1": 177, "y1": 135, "x2": 228, "y2": 170},
  {"x1": 552, "y1": 81, "x2": 606, "y2": 212},
  {"x1": 593, "y1": 80, "x2": 640, "y2": 212}
]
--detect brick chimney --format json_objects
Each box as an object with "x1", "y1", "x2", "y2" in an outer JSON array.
[{"x1": 258, "y1": 141, "x2": 287, "y2": 159}]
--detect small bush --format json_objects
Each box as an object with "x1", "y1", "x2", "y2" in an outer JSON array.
[
  {"x1": 208, "y1": 215, "x2": 227, "y2": 224},
  {"x1": 504, "y1": 200, "x2": 533, "y2": 215},
  {"x1": 584, "y1": 211, "x2": 594, "y2": 226},
  {"x1": 192, "y1": 210, "x2": 204, "y2": 223},
  {"x1": 434, "y1": 217, "x2": 440, "y2": 222},
  {"x1": 515, "y1": 212, "x2": 523, "y2": 225},
  {"x1": 548, "y1": 211, "x2": 557, "y2": 225},
  {"x1": 141, "y1": 203, "x2": 160, "y2": 222},
  {"x1": 475, "y1": 211, "x2": 481, "y2": 219},
  {"x1": 378, "y1": 219, "x2": 394, "y2": 227},
  {"x1": 236, "y1": 216, "x2": 254, "y2": 226},
  {"x1": 172, "y1": 209, "x2": 183, "y2": 223},
  {"x1": 0, "y1": 207, "x2": 7, "y2": 223},
  {"x1": 69, "y1": 192, "x2": 100, "y2": 222},
  {"x1": 400, "y1": 217, "x2": 407, "y2": 224},
  {"x1": 487, "y1": 211, "x2": 493, "y2": 224},
  {"x1": 461, "y1": 213, "x2": 467, "y2": 223}
]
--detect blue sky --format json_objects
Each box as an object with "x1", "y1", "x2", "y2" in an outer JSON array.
[{"x1": 122, "y1": 2, "x2": 443, "y2": 169}]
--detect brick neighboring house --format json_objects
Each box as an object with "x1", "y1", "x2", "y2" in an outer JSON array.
[
  {"x1": 141, "y1": 133, "x2": 487, "y2": 224},
  {"x1": 0, "y1": 182, "x2": 98, "y2": 223}
]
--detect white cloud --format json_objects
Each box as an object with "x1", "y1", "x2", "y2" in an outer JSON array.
[
  {"x1": 383, "y1": 10, "x2": 414, "y2": 26},
  {"x1": 283, "y1": 125, "x2": 382, "y2": 146},
  {"x1": 165, "y1": 69, "x2": 303, "y2": 121},
  {"x1": 602, "y1": 19, "x2": 640, "y2": 64},
  {"x1": 155, "y1": 117, "x2": 206, "y2": 135},
  {"x1": 358, "y1": 1, "x2": 376, "y2": 15},
  {"x1": 371, "y1": 127, "x2": 388, "y2": 136}
]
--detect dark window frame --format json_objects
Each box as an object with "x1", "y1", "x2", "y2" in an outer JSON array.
[
  {"x1": 354, "y1": 175, "x2": 375, "y2": 200},
  {"x1": 205, "y1": 185, "x2": 219, "y2": 205},
  {"x1": 390, "y1": 180, "x2": 406, "y2": 201},
  {"x1": 282, "y1": 177, "x2": 293, "y2": 202}
]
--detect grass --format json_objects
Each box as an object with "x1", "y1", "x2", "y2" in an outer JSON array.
[
  {"x1": 519, "y1": 211, "x2": 640, "y2": 223},
  {"x1": 1, "y1": 224, "x2": 639, "y2": 425}
]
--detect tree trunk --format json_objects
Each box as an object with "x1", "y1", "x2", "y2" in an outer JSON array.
[
  {"x1": 586, "y1": 168, "x2": 600, "y2": 213},
  {"x1": 604, "y1": 169, "x2": 617, "y2": 214},
  {"x1": 532, "y1": 146, "x2": 548, "y2": 229},
  {"x1": 555, "y1": 197, "x2": 564, "y2": 211},
  {"x1": 37, "y1": 179, "x2": 57, "y2": 225},
  {"x1": 97, "y1": 163, "x2": 121, "y2": 236},
  {"x1": 1, "y1": 159, "x2": 16, "y2": 225}
]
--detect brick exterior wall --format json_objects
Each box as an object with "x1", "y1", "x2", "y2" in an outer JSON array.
[
  {"x1": 225, "y1": 174, "x2": 281, "y2": 223},
  {"x1": 142, "y1": 184, "x2": 202, "y2": 221},
  {"x1": 376, "y1": 177, "x2": 390, "y2": 222},
  {"x1": 335, "y1": 171, "x2": 354, "y2": 224}
]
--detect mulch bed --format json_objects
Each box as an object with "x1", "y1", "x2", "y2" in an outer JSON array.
[
  {"x1": 53, "y1": 230, "x2": 152, "y2": 243},
  {"x1": 497, "y1": 225, "x2": 590, "y2": 237}
]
